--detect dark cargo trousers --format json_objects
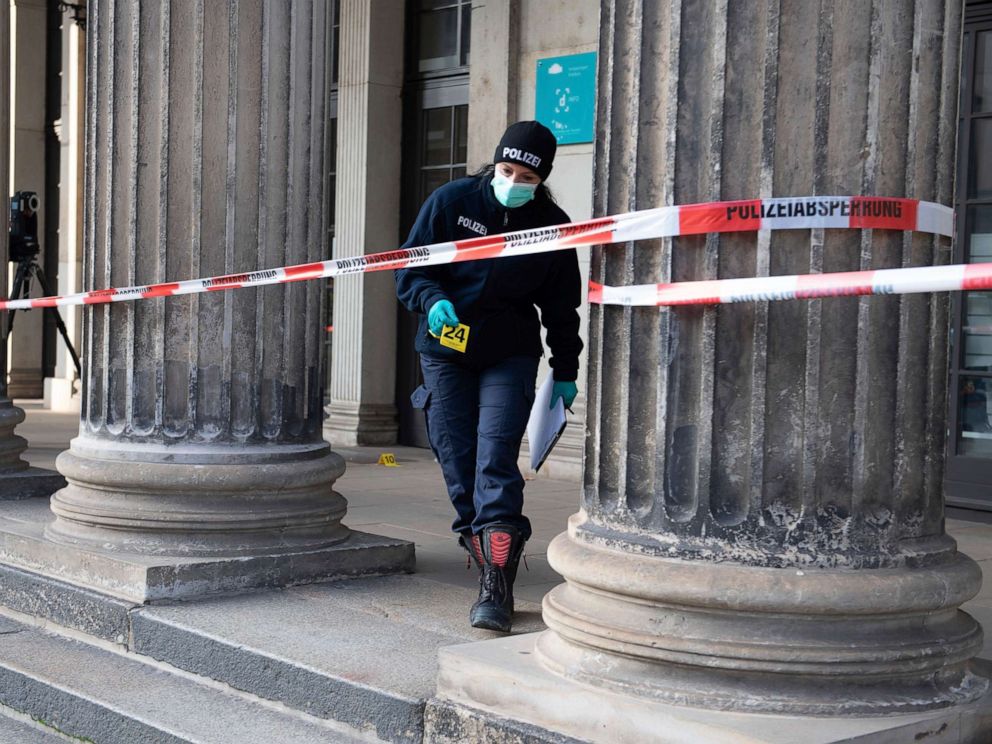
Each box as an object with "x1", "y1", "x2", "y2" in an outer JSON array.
[{"x1": 413, "y1": 354, "x2": 539, "y2": 540}]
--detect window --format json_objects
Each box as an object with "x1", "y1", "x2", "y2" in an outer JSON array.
[
  {"x1": 414, "y1": 0, "x2": 471, "y2": 74},
  {"x1": 331, "y1": 1, "x2": 341, "y2": 87},
  {"x1": 418, "y1": 104, "x2": 468, "y2": 201},
  {"x1": 324, "y1": 1, "x2": 340, "y2": 407},
  {"x1": 405, "y1": 0, "x2": 472, "y2": 211},
  {"x1": 945, "y1": 7, "x2": 992, "y2": 508},
  {"x1": 324, "y1": 116, "x2": 337, "y2": 406}
]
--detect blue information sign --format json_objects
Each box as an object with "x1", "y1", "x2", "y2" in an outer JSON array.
[{"x1": 535, "y1": 52, "x2": 597, "y2": 145}]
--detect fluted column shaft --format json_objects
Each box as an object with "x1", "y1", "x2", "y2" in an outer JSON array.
[
  {"x1": 324, "y1": 0, "x2": 404, "y2": 447},
  {"x1": 48, "y1": 0, "x2": 347, "y2": 555},
  {"x1": 540, "y1": 0, "x2": 985, "y2": 714}
]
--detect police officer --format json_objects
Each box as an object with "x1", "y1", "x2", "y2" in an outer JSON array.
[{"x1": 396, "y1": 121, "x2": 582, "y2": 632}]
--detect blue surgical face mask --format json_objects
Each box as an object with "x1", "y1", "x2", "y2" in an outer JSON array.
[{"x1": 491, "y1": 172, "x2": 538, "y2": 208}]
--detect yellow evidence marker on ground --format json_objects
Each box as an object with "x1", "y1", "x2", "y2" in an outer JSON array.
[
  {"x1": 439, "y1": 323, "x2": 470, "y2": 353},
  {"x1": 378, "y1": 453, "x2": 399, "y2": 467}
]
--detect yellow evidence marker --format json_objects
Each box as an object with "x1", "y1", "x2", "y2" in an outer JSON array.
[
  {"x1": 377, "y1": 453, "x2": 399, "y2": 467},
  {"x1": 438, "y1": 323, "x2": 470, "y2": 353}
]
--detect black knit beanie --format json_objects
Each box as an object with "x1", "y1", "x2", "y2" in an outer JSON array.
[{"x1": 493, "y1": 121, "x2": 557, "y2": 181}]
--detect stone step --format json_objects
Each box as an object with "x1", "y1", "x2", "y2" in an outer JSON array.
[
  {"x1": 0, "y1": 708, "x2": 68, "y2": 742},
  {"x1": 130, "y1": 575, "x2": 545, "y2": 744},
  {"x1": 0, "y1": 561, "x2": 136, "y2": 644},
  {"x1": 0, "y1": 615, "x2": 371, "y2": 744}
]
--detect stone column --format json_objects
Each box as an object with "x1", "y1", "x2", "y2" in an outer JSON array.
[
  {"x1": 324, "y1": 0, "x2": 403, "y2": 447},
  {"x1": 546, "y1": 0, "x2": 980, "y2": 715},
  {"x1": 0, "y1": 0, "x2": 63, "y2": 499},
  {"x1": 431, "y1": 1, "x2": 992, "y2": 739},
  {"x1": 7, "y1": 0, "x2": 46, "y2": 399},
  {"x1": 1, "y1": 0, "x2": 412, "y2": 600}
]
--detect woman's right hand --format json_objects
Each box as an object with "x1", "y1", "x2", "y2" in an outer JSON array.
[{"x1": 428, "y1": 299, "x2": 460, "y2": 337}]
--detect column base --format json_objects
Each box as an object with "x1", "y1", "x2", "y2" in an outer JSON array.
[
  {"x1": 0, "y1": 498, "x2": 414, "y2": 602},
  {"x1": 535, "y1": 514, "x2": 988, "y2": 716},
  {"x1": 431, "y1": 633, "x2": 992, "y2": 744},
  {"x1": 324, "y1": 401, "x2": 398, "y2": 447},
  {"x1": 47, "y1": 438, "x2": 355, "y2": 557}
]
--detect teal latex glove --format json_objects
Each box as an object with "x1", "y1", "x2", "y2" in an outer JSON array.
[
  {"x1": 550, "y1": 381, "x2": 578, "y2": 411},
  {"x1": 427, "y1": 299, "x2": 460, "y2": 337}
]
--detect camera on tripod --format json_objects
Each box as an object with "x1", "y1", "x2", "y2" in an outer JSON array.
[
  {"x1": 9, "y1": 191, "x2": 40, "y2": 263},
  {"x1": 2, "y1": 189, "x2": 81, "y2": 383}
]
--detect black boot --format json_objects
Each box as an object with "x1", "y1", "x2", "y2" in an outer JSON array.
[{"x1": 470, "y1": 525, "x2": 525, "y2": 632}]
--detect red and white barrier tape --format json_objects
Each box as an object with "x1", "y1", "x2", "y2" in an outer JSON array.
[
  {"x1": 588, "y1": 263, "x2": 992, "y2": 307},
  {"x1": 0, "y1": 195, "x2": 950, "y2": 311}
]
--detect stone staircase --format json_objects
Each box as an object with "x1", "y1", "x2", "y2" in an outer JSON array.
[
  {"x1": 0, "y1": 614, "x2": 365, "y2": 743},
  {"x1": 0, "y1": 564, "x2": 549, "y2": 743}
]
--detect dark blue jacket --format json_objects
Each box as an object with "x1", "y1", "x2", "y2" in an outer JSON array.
[{"x1": 395, "y1": 175, "x2": 583, "y2": 381}]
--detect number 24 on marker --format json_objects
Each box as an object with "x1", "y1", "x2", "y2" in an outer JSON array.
[{"x1": 439, "y1": 323, "x2": 470, "y2": 353}]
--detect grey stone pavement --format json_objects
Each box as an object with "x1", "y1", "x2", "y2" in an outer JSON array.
[{"x1": 13, "y1": 401, "x2": 992, "y2": 655}]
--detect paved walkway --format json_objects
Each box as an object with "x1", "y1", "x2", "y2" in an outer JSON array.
[{"x1": 14, "y1": 401, "x2": 992, "y2": 652}]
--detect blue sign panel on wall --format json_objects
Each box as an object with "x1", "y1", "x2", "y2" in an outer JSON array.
[{"x1": 535, "y1": 52, "x2": 597, "y2": 145}]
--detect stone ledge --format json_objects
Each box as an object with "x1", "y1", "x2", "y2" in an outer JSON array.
[
  {"x1": 434, "y1": 633, "x2": 992, "y2": 744},
  {"x1": 0, "y1": 562, "x2": 135, "y2": 643},
  {"x1": 425, "y1": 699, "x2": 585, "y2": 744},
  {"x1": 0, "y1": 505, "x2": 415, "y2": 602},
  {"x1": 0, "y1": 468, "x2": 65, "y2": 501}
]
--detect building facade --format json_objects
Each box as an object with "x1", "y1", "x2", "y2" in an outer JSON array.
[{"x1": 0, "y1": 1, "x2": 991, "y2": 740}]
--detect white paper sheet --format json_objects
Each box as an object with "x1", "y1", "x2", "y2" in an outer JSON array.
[{"x1": 527, "y1": 374, "x2": 568, "y2": 472}]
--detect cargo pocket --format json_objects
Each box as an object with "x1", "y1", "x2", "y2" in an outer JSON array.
[
  {"x1": 411, "y1": 384, "x2": 430, "y2": 410},
  {"x1": 410, "y1": 384, "x2": 439, "y2": 461},
  {"x1": 504, "y1": 378, "x2": 536, "y2": 442}
]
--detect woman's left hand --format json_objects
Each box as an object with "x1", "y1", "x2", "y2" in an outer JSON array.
[{"x1": 551, "y1": 381, "x2": 578, "y2": 411}]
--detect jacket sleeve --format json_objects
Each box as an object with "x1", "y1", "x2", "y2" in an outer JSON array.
[
  {"x1": 535, "y1": 212, "x2": 584, "y2": 382},
  {"x1": 395, "y1": 193, "x2": 449, "y2": 315}
]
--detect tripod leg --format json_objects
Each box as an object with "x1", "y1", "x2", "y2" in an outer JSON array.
[
  {"x1": 0, "y1": 261, "x2": 32, "y2": 398},
  {"x1": 6, "y1": 260, "x2": 31, "y2": 336},
  {"x1": 32, "y1": 266, "x2": 82, "y2": 378}
]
